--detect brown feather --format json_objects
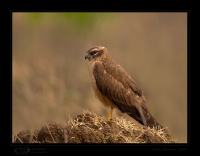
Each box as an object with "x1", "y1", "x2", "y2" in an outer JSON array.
[
  {"x1": 93, "y1": 61, "x2": 145, "y2": 124},
  {"x1": 86, "y1": 46, "x2": 163, "y2": 129}
]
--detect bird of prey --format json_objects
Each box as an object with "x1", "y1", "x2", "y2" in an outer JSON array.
[{"x1": 85, "y1": 46, "x2": 163, "y2": 129}]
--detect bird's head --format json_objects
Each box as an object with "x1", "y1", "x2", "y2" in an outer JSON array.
[{"x1": 85, "y1": 46, "x2": 109, "y2": 61}]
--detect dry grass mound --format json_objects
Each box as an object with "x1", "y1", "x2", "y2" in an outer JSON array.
[{"x1": 13, "y1": 110, "x2": 176, "y2": 143}]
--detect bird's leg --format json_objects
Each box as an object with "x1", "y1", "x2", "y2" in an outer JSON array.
[{"x1": 108, "y1": 107, "x2": 113, "y2": 120}]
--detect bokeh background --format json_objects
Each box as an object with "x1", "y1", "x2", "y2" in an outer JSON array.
[{"x1": 12, "y1": 12, "x2": 187, "y2": 142}]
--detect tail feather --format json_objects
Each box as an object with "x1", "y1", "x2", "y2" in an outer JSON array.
[
  {"x1": 146, "y1": 112, "x2": 163, "y2": 129},
  {"x1": 112, "y1": 100, "x2": 163, "y2": 130},
  {"x1": 128, "y1": 108, "x2": 163, "y2": 130}
]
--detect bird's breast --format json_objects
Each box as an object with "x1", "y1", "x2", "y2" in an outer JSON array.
[{"x1": 87, "y1": 61, "x2": 117, "y2": 109}]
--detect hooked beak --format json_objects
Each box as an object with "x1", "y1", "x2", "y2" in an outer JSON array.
[{"x1": 85, "y1": 53, "x2": 91, "y2": 60}]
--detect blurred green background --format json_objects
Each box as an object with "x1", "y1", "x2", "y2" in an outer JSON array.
[{"x1": 12, "y1": 12, "x2": 187, "y2": 142}]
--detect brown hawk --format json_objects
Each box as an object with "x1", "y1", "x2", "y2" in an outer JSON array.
[{"x1": 85, "y1": 46, "x2": 163, "y2": 129}]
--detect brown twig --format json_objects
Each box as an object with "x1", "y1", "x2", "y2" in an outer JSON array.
[{"x1": 46, "y1": 123, "x2": 56, "y2": 143}]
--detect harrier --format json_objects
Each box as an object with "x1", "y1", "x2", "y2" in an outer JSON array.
[{"x1": 85, "y1": 46, "x2": 163, "y2": 129}]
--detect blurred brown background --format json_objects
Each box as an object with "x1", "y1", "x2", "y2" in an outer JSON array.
[{"x1": 12, "y1": 12, "x2": 187, "y2": 142}]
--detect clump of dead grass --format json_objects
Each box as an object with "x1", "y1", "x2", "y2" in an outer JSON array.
[{"x1": 13, "y1": 110, "x2": 177, "y2": 143}]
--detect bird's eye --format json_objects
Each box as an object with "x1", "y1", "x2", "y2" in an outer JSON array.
[{"x1": 91, "y1": 50, "x2": 98, "y2": 55}]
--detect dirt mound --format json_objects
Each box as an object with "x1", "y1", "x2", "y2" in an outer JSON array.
[{"x1": 13, "y1": 111, "x2": 176, "y2": 143}]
